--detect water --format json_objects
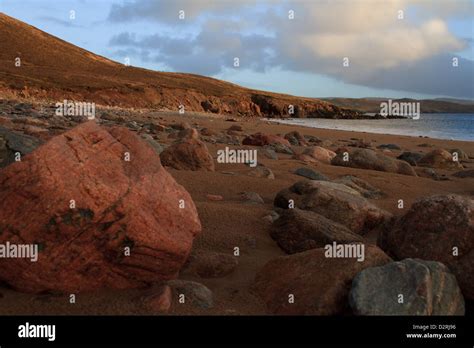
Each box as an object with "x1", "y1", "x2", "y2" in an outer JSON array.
[{"x1": 267, "y1": 114, "x2": 474, "y2": 141}]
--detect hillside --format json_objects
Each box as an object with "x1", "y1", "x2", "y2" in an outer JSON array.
[
  {"x1": 322, "y1": 97, "x2": 474, "y2": 113},
  {"x1": 0, "y1": 12, "x2": 362, "y2": 119}
]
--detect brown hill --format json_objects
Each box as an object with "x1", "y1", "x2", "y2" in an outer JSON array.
[
  {"x1": 0, "y1": 12, "x2": 362, "y2": 119},
  {"x1": 323, "y1": 97, "x2": 474, "y2": 113}
]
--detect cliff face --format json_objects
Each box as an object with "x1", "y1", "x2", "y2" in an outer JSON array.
[{"x1": 0, "y1": 13, "x2": 362, "y2": 119}]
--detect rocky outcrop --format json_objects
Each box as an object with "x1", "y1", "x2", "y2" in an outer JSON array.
[
  {"x1": 274, "y1": 180, "x2": 391, "y2": 234},
  {"x1": 378, "y1": 195, "x2": 474, "y2": 300},
  {"x1": 0, "y1": 121, "x2": 202, "y2": 293},
  {"x1": 350, "y1": 259, "x2": 465, "y2": 315},
  {"x1": 253, "y1": 245, "x2": 391, "y2": 314},
  {"x1": 270, "y1": 209, "x2": 364, "y2": 254},
  {"x1": 332, "y1": 148, "x2": 416, "y2": 176}
]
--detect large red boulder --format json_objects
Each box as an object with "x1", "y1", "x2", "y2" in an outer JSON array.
[{"x1": 0, "y1": 121, "x2": 201, "y2": 293}]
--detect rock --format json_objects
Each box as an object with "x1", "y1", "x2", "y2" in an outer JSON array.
[
  {"x1": 267, "y1": 142, "x2": 294, "y2": 155},
  {"x1": 240, "y1": 191, "x2": 264, "y2": 204},
  {"x1": 292, "y1": 153, "x2": 319, "y2": 164},
  {"x1": 167, "y1": 280, "x2": 214, "y2": 309},
  {"x1": 140, "y1": 134, "x2": 165, "y2": 154},
  {"x1": 262, "y1": 210, "x2": 280, "y2": 223},
  {"x1": 284, "y1": 131, "x2": 308, "y2": 146},
  {"x1": 294, "y1": 167, "x2": 329, "y2": 181},
  {"x1": 0, "y1": 121, "x2": 201, "y2": 293},
  {"x1": 449, "y1": 148, "x2": 469, "y2": 162},
  {"x1": 332, "y1": 175, "x2": 384, "y2": 199},
  {"x1": 206, "y1": 194, "x2": 223, "y2": 201},
  {"x1": 453, "y1": 169, "x2": 474, "y2": 178},
  {"x1": 247, "y1": 165, "x2": 275, "y2": 179},
  {"x1": 304, "y1": 135, "x2": 323, "y2": 144},
  {"x1": 187, "y1": 251, "x2": 238, "y2": 278},
  {"x1": 350, "y1": 259, "x2": 465, "y2": 315},
  {"x1": 415, "y1": 167, "x2": 442, "y2": 181},
  {"x1": 170, "y1": 121, "x2": 191, "y2": 130},
  {"x1": 271, "y1": 209, "x2": 364, "y2": 254},
  {"x1": 0, "y1": 126, "x2": 43, "y2": 168},
  {"x1": 418, "y1": 143, "x2": 433, "y2": 147},
  {"x1": 397, "y1": 151, "x2": 424, "y2": 166},
  {"x1": 302, "y1": 146, "x2": 336, "y2": 164},
  {"x1": 377, "y1": 144, "x2": 401, "y2": 150},
  {"x1": 378, "y1": 194, "x2": 474, "y2": 300},
  {"x1": 253, "y1": 245, "x2": 391, "y2": 314},
  {"x1": 140, "y1": 285, "x2": 173, "y2": 313},
  {"x1": 200, "y1": 128, "x2": 216, "y2": 136},
  {"x1": 417, "y1": 149, "x2": 463, "y2": 169},
  {"x1": 177, "y1": 128, "x2": 199, "y2": 140},
  {"x1": 348, "y1": 139, "x2": 372, "y2": 148},
  {"x1": 259, "y1": 147, "x2": 278, "y2": 160},
  {"x1": 243, "y1": 133, "x2": 290, "y2": 147},
  {"x1": 160, "y1": 138, "x2": 215, "y2": 171},
  {"x1": 331, "y1": 148, "x2": 416, "y2": 176},
  {"x1": 274, "y1": 180, "x2": 391, "y2": 234},
  {"x1": 228, "y1": 125, "x2": 243, "y2": 132}
]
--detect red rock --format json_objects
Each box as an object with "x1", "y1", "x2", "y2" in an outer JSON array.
[
  {"x1": 302, "y1": 146, "x2": 336, "y2": 164},
  {"x1": 253, "y1": 245, "x2": 391, "y2": 314},
  {"x1": 242, "y1": 132, "x2": 291, "y2": 147},
  {"x1": 0, "y1": 121, "x2": 201, "y2": 293},
  {"x1": 418, "y1": 148, "x2": 463, "y2": 169},
  {"x1": 206, "y1": 194, "x2": 223, "y2": 201},
  {"x1": 160, "y1": 138, "x2": 215, "y2": 171},
  {"x1": 141, "y1": 285, "x2": 173, "y2": 313},
  {"x1": 292, "y1": 153, "x2": 319, "y2": 164}
]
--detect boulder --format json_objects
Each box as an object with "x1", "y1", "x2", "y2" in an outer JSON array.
[
  {"x1": 332, "y1": 148, "x2": 416, "y2": 176},
  {"x1": 332, "y1": 175, "x2": 384, "y2": 199},
  {"x1": 417, "y1": 149, "x2": 463, "y2": 169},
  {"x1": 160, "y1": 138, "x2": 215, "y2": 171},
  {"x1": 0, "y1": 121, "x2": 202, "y2": 293},
  {"x1": 397, "y1": 151, "x2": 424, "y2": 166},
  {"x1": 294, "y1": 167, "x2": 329, "y2": 181},
  {"x1": 378, "y1": 194, "x2": 474, "y2": 300},
  {"x1": 274, "y1": 180, "x2": 391, "y2": 234},
  {"x1": 253, "y1": 245, "x2": 391, "y2": 314},
  {"x1": 350, "y1": 259, "x2": 465, "y2": 315},
  {"x1": 167, "y1": 280, "x2": 214, "y2": 309},
  {"x1": 242, "y1": 133, "x2": 291, "y2": 147},
  {"x1": 302, "y1": 146, "x2": 336, "y2": 164},
  {"x1": 284, "y1": 131, "x2": 308, "y2": 146},
  {"x1": 271, "y1": 209, "x2": 364, "y2": 254}
]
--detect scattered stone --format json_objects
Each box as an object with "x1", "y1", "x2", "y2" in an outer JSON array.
[
  {"x1": 267, "y1": 142, "x2": 294, "y2": 155},
  {"x1": 187, "y1": 251, "x2": 238, "y2": 278},
  {"x1": 417, "y1": 149, "x2": 463, "y2": 169},
  {"x1": 258, "y1": 146, "x2": 279, "y2": 160},
  {"x1": 332, "y1": 175, "x2": 384, "y2": 199},
  {"x1": 240, "y1": 191, "x2": 264, "y2": 204},
  {"x1": 243, "y1": 132, "x2": 290, "y2": 147},
  {"x1": 397, "y1": 151, "x2": 424, "y2": 166},
  {"x1": 449, "y1": 148, "x2": 469, "y2": 162},
  {"x1": 271, "y1": 209, "x2": 364, "y2": 254},
  {"x1": 140, "y1": 285, "x2": 173, "y2": 313},
  {"x1": 415, "y1": 167, "x2": 442, "y2": 181},
  {"x1": 160, "y1": 138, "x2": 215, "y2": 171},
  {"x1": 0, "y1": 122, "x2": 202, "y2": 293},
  {"x1": 302, "y1": 146, "x2": 336, "y2": 164},
  {"x1": 262, "y1": 210, "x2": 280, "y2": 223},
  {"x1": 377, "y1": 144, "x2": 401, "y2": 150},
  {"x1": 253, "y1": 245, "x2": 391, "y2": 314},
  {"x1": 292, "y1": 153, "x2": 318, "y2": 164},
  {"x1": 284, "y1": 131, "x2": 308, "y2": 146},
  {"x1": 228, "y1": 125, "x2": 243, "y2": 132},
  {"x1": 350, "y1": 259, "x2": 465, "y2": 315},
  {"x1": 167, "y1": 280, "x2": 214, "y2": 309},
  {"x1": 200, "y1": 128, "x2": 217, "y2": 136},
  {"x1": 331, "y1": 148, "x2": 416, "y2": 176},
  {"x1": 274, "y1": 180, "x2": 391, "y2": 234},
  {"x1": 206, "y1": 194, "x2": 224, "y2": 201},
  {"x1": 247, "y1": 165, "x2": 275, "y2": 179},
  {"x1": 378, "y1": 194, "x2": 474, "y2": 301},
  {"x1": 294, "y1": 167, "x2": 329, "y2": 181}
]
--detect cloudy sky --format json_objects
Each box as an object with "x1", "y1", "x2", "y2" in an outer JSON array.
[{"x1": 1, "y1": 0, "x2": 473, "y2": 99}]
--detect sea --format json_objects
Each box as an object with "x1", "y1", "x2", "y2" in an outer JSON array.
[{"x1": 267, "y1": 114, "x2": 474, "y2": 142}]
